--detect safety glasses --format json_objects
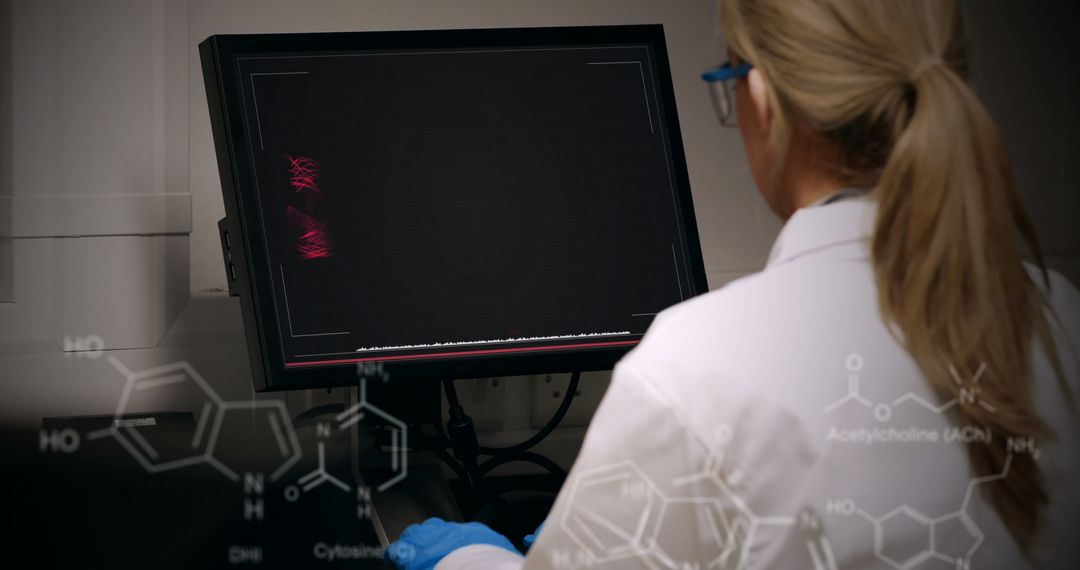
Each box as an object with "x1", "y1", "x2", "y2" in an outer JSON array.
[{"x1": 701, "y1": 62, "x2": 753, "y2": 127}]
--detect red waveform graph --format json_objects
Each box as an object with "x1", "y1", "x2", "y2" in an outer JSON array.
[
  {"x1": 285, "y1": 154, "x2": 320, "y2": 194},
  {"x1": 287, "y1": 205, "x2": 333, "y2": 259}
]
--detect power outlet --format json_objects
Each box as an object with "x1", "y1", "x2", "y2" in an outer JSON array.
[{"x1": 530, "y1": 371, "x2": 611, "y2": 429}]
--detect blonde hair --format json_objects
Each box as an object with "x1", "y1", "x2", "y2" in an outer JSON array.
[{"x1": 720, "y1": 0, "x2": 1068, "y2": 552}]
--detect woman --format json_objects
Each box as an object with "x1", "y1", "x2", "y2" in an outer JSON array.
[{"x1": 388, "y1": 0, "x2": 1080, "y2": 567}]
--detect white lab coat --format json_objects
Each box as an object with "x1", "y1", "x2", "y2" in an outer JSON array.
[{"x1": 438, "y1": 195, "x2": 1080, "y2": 570}]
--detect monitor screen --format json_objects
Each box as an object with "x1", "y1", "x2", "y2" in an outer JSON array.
[{"x1": 201, "y1": 25, "x2": 707, "y2": 390}]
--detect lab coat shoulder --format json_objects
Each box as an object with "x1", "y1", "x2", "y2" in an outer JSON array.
[
  {"x1": 520, "y1": 354, "x2": 707, "y2": 569},
  {"x1": 619, "y1": 259, "x2": 856, "y2": 420},
  {"x1": 521, "y1": 271, "x2": 832, "y2": 569},
  {"x1": 617, "y1": 271, "x2": 792, "y2": 431},
  {"x1": 627, "y1": 268, "x2": 788, "y2": 370}
]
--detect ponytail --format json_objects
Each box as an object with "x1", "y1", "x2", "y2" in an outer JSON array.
[
  {"x1": 873, "y1": 52, "x2": 1062, "y2": 553},
  {"x1": 720, "y1": 0, "x2": 1070, "y2": 553}
]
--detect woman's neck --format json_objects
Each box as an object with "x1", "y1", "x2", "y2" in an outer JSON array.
[{"x1": 774, "y1": 129, "x2": 851, "y2": 219}]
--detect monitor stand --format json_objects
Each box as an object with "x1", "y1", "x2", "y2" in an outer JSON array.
[
  {"x1": 343, "y1": 379, "x2": 462, "y2": 546},
  {"x1": 358, "y1": 454, "x2": 463, "y2": 547}
]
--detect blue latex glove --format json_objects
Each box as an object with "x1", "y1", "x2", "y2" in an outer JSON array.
[
  {"x1": 523, "y1": 521, "x2": 546, "y2": 550},
  {"x1": 385, "y1": 517, "x2": 519, "y2": 570}
]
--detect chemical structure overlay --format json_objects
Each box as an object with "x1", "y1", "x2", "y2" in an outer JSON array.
[
  {"x1": 557, "y1": 424, "x2": 796, "y2": 570},
  {"x1": 826, "y1": 452, "x2": 1024, "y2": 570},
  {"x1": 801, "y1": 508, "x2": 839, "y2": 570},
  {"x1": 293, "y1": 441, "x2": 350, "y2": 493},
  {"x1": 824, "y1": 354, "x2": 996, "y2": 422},
  {"x1": 86, "y1": 356, "x2": 302, "y2": 484},
  {"x1": 552, "y1": 408, "x2": 1042, "y2": 570},
  {"x1": 333, "y1": 377, "x2": 408, "y2": 492},
  {"x1": 72, "y1": 357, "x2": 410, "y2": 524}
]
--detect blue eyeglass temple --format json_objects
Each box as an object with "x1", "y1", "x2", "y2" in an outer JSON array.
[{"x1": 701, "y1": 62, "x2": 753, "y2": 83}]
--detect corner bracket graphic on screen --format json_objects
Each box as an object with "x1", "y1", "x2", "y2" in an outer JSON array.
[{"x1": 200, "y1": 25, "x2": 707, "y2": 391}]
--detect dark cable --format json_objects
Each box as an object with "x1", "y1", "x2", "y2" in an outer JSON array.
[
  {"x1": 419, "y1": 436, "x2": 472, "y2": 483},
  {"x1": 443, "y1": 378, "x2": 481, "y2": 485},
  {"x1": 441, "y1": 372, "x2": 581, "y2": 499},
  {"x1": 476, "y1": 450, "x2": 567, "y2": 479},
  {"x1": 443, "y1": 377, "x2": 462, "y2": 408},
  {"x1": 291, "y1": 403, "x2": 345, "y2": 423},
  {"x1": 477, "y1": 371, "x2": 581, "y2": 456}
]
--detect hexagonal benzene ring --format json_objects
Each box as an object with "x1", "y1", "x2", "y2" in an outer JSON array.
[
  {"x1": 204, "y1": 400, "x2": 303, "y2": 483},
  {"x1": 931, "y1": 512, "x2": 982, "y2": 563},
  {"x1": 877, "y1": 506, "x2": 933, "y2": 569},
  {"x1": 559, "y1": 461, "x2": 665, "y2": 563},
  {"x1": 112, "y1": 361, "x2": 225, "y2": 473},
  {"x1": 336, "y1": 401, "x2": 408, "y2": 492},
  {"x1": 668, "y1": 453, "x2": 758, "y2": 568},
  {"x1": 643, "y1": 497, "x2": 750, "y2": 570}
]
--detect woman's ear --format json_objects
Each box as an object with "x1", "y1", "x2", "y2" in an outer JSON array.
[{"x1": 747, "y1": 68, "x2": 773, "y2": 133}]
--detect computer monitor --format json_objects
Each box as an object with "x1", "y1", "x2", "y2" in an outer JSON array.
[{"x1": 200, "y1": 25, "x2": 707, "y2": 391}]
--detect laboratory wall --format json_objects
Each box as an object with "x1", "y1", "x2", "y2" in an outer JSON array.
[{"x1": 0, "y1": 0, "x2": 1077, "y2": 473}]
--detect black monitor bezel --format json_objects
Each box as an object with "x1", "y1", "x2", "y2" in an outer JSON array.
[{"x1": 200, "y1": 24, "x2": 708, "y2": 391}]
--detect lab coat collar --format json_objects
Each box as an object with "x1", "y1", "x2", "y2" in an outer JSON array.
[{"x1": 765, "y1": 193, "x2": 878, "y2": 269}]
